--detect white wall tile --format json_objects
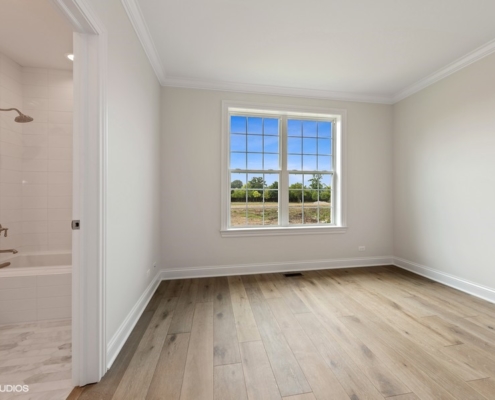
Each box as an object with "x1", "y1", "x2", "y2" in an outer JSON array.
[
  {"x1": 22, "y1": 209, "x2": 47, "y2": 222},
  {"x1": 48, "y1": 147, "x2": 71, "y2": 160},
  {"x1": 0, "y1": 210, "x2": 22, "y2": 224},
  {"x1": 23, "y1": 134, "x2": 48, "y2": 147},
  {"x1": 23, "y1": 109, "x2": 48, "y2": 123},
  {"x1": 48, "y1": 124, "x2": 72, "y2": 136},
  {"x1": 47, "y1": 209, "x2": 71, "y2": 221},
  {"x1": 48, "y1": 172, "x2": 72, "y2": 185},
  {"x1": 22, "y1": 123, "x2": 48, "y2": 135},
  {"x1": 48, "y1": 111, "x2": 72, "y2": 125},
  {"x1": 23, "y1": 84, "x2": 48, "y2": 99},
  {"x1": 1, "y1": 56, "x2": 22, "y2": 83},
  {"x1": 22, "y1": 233, "x2": 48, "y2": 247},
  {"x1": 1, "y1": 62, "x2": 73, "y2": 291},
  {"x1": 47, "y1": 196, "x2": 71, "y2": 209},
  {"x1": 48, "y1": 159, "x2": 72, "y2": 172},
  {"x1": 1, "y1": 73, "x2": 22, "y2": 94},
  {"x1": 49, "y1": 135, "x2": 72, "y2": 148},
  {"x1": 1, "y1": 182, "x2": 22, "y2": 196},
  {"x1": 47, "y1": 220, "x2": 71, "y2": 233},
  {"x1": 37, "y1": 295, "x2": 71, "y2": 309},
  {"x1": 22, "y1": 71, "x2": 48, "y2": 86},
  {"x1": 37, "y1": 285, "x2": 71, "y2": 298},
  {"x1": 0, "y1": 298, "x2": 37, "y2": 312},
  {"x1": 37, "y1": 307, "x2": 71, "y2": 321},
  {"x1": 20, "y1": 244, "x2": 48, "y2": 253},
  {"x1": 0, "y1": 276, "x2": 36, "y2": 289},
  {"x1": 0, "y1": 169, "x2": 22, "y2": 183},
  {"x1": 0, "y1": 309, "x2": 37, "y2": 325},
  {"x1": 22, "y1": 221, "x2": 47, "y2": 234},
  {"x1": 0, "y1": 196, "x2": 22, "y2": 210},
  {"x1": 0, "y1": 129, "x2": 22, "y2": 145},
  {"x1": 47, "y1": 184, "x2": 71, "y2": 196},
  {"x1": 48, "y1": 233, "x2": 71, "y2": 250},
  {"x1": 24, "y1": 98, "x2": 49, "y2": 111},
  {"x1": 0, "y1": 287, "x2": 37, "y2": 300},
  {"x1": 37, "y1": 274, "x2": 71, "y2": 287},
  {"x1": 22, "y1": 184, "x2": 48, "y2": 197},
  {"x1": 22, "y1": 196, "x2": 47, "y2": 209},
  {"x1": 0, "y1": 142, "x2": 22, "y2": 157},
  {"x1": 23, "y1": 146, "x2": 48, "y2": 160},
  {"x1": 22, "y1": 171, "x2": 48, "y2": 185},
  {"x1": 23, "y1": 159, "x2": 48, "y2": 171},
  {"x1": 0, "y1": 155, "x2": 22, "y2": 170},
  {"x1": 49, "y1": 98, "x2": 73, "y2": 112}
]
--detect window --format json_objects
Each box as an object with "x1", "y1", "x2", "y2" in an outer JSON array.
[{"x1": 221, "y1": 102, "x2": 346, "y2": 237}]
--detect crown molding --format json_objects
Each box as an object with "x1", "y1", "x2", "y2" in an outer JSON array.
[
  {"x1": 122, "y1": 0, "x2": 495, "y2": 105},
  {"x1": 121, "y1": 0, "x2": 167, "y2": 85},
  {"x1": 393, "y1": 38, "x2": 495, "y2": 103},
  {"x1": 162, "y1": 76, "x2": 394, "y2": 104}
]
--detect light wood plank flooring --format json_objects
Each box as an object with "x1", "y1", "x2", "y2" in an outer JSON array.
[
  {"x1": 69, "y1": 266, "x2": 495, "y2": 400},
  {"x1": 0, "y1": 319, "x2": 72, "y2": 400}
]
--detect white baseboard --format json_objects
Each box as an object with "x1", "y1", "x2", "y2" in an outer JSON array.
[
  {"x1": 106, "y1": 271, "x2": 161, "y2": 369},
  {"x1": 160, "y1": 256, "x2": 394, "y2": 280},
  {"x1": 393, "y1": 257, "x2": 495, "y2": 305}
]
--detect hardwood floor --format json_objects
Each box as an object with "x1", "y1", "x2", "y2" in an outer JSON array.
[{"x1": 69, "y1": 266, "x2": 495, "y2": 400}]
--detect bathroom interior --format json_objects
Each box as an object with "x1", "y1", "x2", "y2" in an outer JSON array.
[{"x1": 0, "y1": 0, "x2": 75, "y2": 397}]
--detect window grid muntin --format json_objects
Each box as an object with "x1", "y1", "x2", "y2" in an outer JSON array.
[
  {"x1": 229, "y1": 172, "x2": 280, "y2": 227},
  {"x1": 228, "y1": 111, "x2": 336, "y2": 229}
]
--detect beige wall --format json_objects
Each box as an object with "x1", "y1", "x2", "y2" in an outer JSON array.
[
  {"x1": 86, "y1": 0, "x2": 162, "y2": 345},
  {"x1": 161, "y1": 87, "x2": 394, "y2": 270},
  {"x1": 393, "y1": 53, "x2": 495, "y2": 289}
]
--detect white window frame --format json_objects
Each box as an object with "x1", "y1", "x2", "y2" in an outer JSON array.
[{"x1": 221, "y1": 101, "x2": 347, "y2": 237}]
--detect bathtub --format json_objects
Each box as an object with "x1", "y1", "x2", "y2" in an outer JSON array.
[{"x1": 0, "y1": 252, "x2": 72, "y2": 325}]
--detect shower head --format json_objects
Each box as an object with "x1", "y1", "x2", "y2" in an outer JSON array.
[
  {"x1": 0, "y1": 108, "x2": 34, "y2": 123},
  {"x1": 15, "y1": 114, "x2": 34, "y2": 123}
]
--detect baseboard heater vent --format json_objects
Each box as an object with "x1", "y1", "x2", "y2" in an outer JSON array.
[{"x1": 283, "y1": 272, "x2": 303, "y2": 277}]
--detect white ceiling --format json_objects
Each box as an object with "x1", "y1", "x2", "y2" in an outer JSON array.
[
  {"x1": 129, "y1": 0, "x2": 495, "y2": 103},
  {"x1": 0, "y1": 0, "x2": 73, "y2": 70}
]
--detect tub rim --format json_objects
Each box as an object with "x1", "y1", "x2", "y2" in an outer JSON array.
[{"x1": 0, "y1": 251, "x2": 72, "y2": 277}]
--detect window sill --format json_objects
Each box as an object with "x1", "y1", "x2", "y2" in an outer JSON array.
[{"x1": 220, "y1": 225, "x2": 347, "y2": 237}]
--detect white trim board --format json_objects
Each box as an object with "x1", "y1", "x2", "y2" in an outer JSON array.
[
  {"x1": 162, "y1": 76, "x2": 393, "y2": 104},
  {"x1": 121, "y1": 0, "x2": 166, "y2": 85},
  {"x1": 160, "y1": 256, "x2": 394, "y2": 280},
  {"x1": 393, "y1": 257, "x2": 495, "y2": 305},
  {"x1": 393, "y1": 38, "x2": 495, "y2": 103},
  {"x1": 106, "y1": 271, "x2": 161, "y2": 369},
  {"x1": 51, "y1": 0, "x2": 108, "y2": 386}
]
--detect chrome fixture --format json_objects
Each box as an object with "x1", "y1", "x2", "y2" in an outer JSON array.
[
  {"x1": 0, "y1": 224, "x2": 7, "y2": 237},
  {"x1": 0, "y1": 249, "x2": 18, "y2": 254},
  {"x1": 0, "y1": 249, "x2": 17, "y2": 269},
  {"x1": 0, "y1": 108, "x2": 34, "y2": 123}
]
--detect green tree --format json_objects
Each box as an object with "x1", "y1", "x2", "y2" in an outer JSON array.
[
  {"x1": 266, "y1": 181, "x2": 278, "y2": 202},
  {"x1": 247, "y1": 177, "x2": 266, "y2": 189},
  {"x1": 231, "y1": 180, "x2": 243, "y2": 189},
  {"x1": 289, "y1": 183, "x2": 303, "y2": 203},
  {"x1": 231, "y1": 188, "x2": 246, "y2": 202},
  {"x1": 308, "y1": 174, "x2": 322, "y2": 190}
]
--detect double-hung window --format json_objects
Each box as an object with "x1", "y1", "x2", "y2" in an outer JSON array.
[{"x1": 221, "y1": 102, "x2": 346, "y2": 236}]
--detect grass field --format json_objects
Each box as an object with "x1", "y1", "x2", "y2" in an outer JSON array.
[{"x1": 230, "y1": 202, "x2": 331, "y2": 226}]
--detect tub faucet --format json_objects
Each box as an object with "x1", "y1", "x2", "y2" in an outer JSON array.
[
  {"x1": 0, "y1": 224, "x2": 7, "y2": 237},
  {"x1": 0, "y1": 249, "x2": 18, "y2": 254}
]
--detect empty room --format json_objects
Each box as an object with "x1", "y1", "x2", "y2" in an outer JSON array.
[{"x1": 1, "y1": 0, "x2": 495, "y2": 399}]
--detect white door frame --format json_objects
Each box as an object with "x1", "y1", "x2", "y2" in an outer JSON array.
[{"x1": 50, "y1": 0, "x2": 107, "y2": 386}]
